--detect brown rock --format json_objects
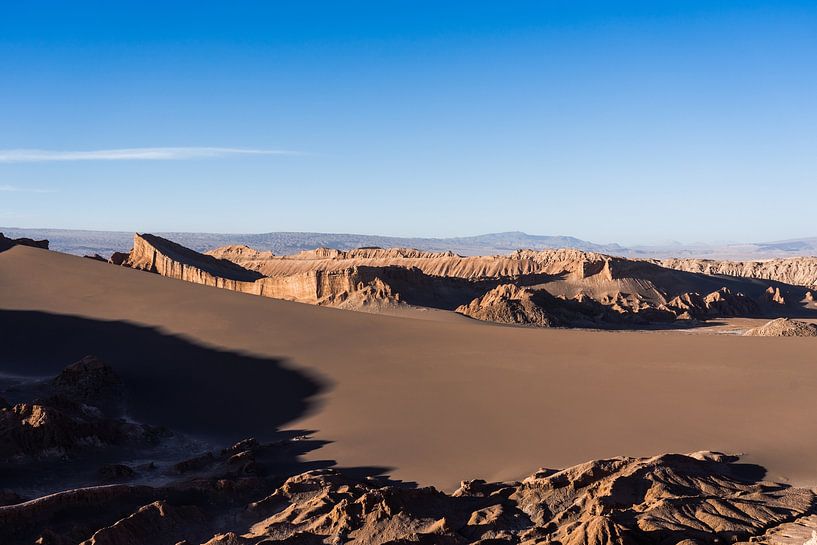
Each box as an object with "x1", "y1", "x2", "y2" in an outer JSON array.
[
  {"x1": 456, "y1": 285, "x2": 561, "y2": 327},
  {"x1": 744, "y1": 318, "x2": 817, "y2": 337},
  {"x1": 51, "y1": 355, "x2": 123, "y2": 407},
  {"x1": 0, "y1": 233, "x2": 49, "y2": 251}
]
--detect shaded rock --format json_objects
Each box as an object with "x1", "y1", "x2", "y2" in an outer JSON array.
[
  {"x1": 98, "y1": 464, "x2": 136, "y2": 482},
  {"x1": 0, "y1": 489, "x2": 25, "y2": 507},
  {"x1": 6, "y1": 436, "x2": 817, "y2": 545},
  {"x1": 108, "y1": 251, "x2": 130, "y2": 266},
  {"x1": 0, "y1": 399, "x2": 163, "y2": 461},
  {"x1": 79, "y1": 500, "x2": 208, "y2": 545},
  {"x1": 51, "y1": 355, "x2": 123, "y2": 408},
  {"x1": 668, "y1": 288, "x2": 760, "y2": 319},
  {"x1": 456, "y1": 285, "x2": 561, "y2": 327},
  {"x1": 0, "y1": 233, "x2": 49, "y2": 252},
  {"x1": 760, "y1": 286, "x2": 786, "y2": 305},
  {"x1": 0, "y1": 358, "x2": 166, "y2": 462}
]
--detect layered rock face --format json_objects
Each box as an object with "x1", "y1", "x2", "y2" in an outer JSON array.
[
  {"x1": 115, "y1": 234, "x2": 406, "y2": 308},
  {"x1": 744, "y1": 318, "x2": 817, "y2": 337},
  {"x1": 110, "y1": 234, "x2": 817, "y2": 328},
  {"x1": 208, "y1": 245, "x2": 596, "y2": 279},
  {"x1": 660, "y1": 257, "x2": 817, "y2": 290}
]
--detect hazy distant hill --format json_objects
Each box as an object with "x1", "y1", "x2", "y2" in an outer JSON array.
[
  {"x1": 0, "y1": 228, "x2": 622, "y2": 257},
  {"x1": 2, "y1": 227, "x2": 817, "y2": 259}
]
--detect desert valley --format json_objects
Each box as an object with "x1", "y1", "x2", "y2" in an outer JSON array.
[
  {"x1": 2, "y1": 232, "x2": 817, "y2": 544},
  {"x1": 4, "y1": 2, "x2": 817, "y2": 543}
]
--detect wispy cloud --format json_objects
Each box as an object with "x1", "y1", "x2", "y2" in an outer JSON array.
[
  {"x1": 0, "y1": 184, "x2": 55, "y2": 193},
  {"x1": 0, "y1": 147, "x2": 301, "y2": 163}
]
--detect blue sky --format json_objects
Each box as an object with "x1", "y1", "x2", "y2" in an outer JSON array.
[{"x1": 1, "y1": 1, "x2": 815, "y2": 244}]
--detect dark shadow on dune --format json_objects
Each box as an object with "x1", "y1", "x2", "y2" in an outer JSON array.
[
  {"x1": 0, "y1": 309, "x2": 323, "y2": 443},
  {"x1": 0, "y1": 310, "x2": 413, "y2": 544}
]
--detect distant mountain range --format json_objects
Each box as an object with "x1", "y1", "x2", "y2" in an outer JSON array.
[{"x1": 2, "y1": 226, "x2": 817, "y2": 260}]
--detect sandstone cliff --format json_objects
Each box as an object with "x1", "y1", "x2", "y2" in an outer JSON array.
[
  {"x1": 116, "y1": 234, "x2": 405, "y2": 309},
  {"x1": 112, "y1": 234, "x2": 817, "y2": 328},
  {"x1": 660, "y1": 257, "x2": 817, "y2": 290}
]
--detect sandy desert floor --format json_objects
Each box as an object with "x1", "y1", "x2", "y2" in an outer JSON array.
[{"x1": 2, "y1": 244, "x2": 817, "y2": 491}]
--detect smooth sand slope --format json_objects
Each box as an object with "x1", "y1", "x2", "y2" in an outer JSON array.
[{"x1": 2, "y1": 245, "x2": 817, "y2": 490}]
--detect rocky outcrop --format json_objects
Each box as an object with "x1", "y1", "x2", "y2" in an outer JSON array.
[
  {"x1": 744, "y1": 318, "x2": 817, "y2": 337},
  {"x1": 120, "y1": 234, "x2": 264, "y2": 283},
  {"x1": 116, "y1": 234, "x2": 406, "y2": 310},
  {"x1": 661, "y1": 257, "x2": 817, "y2": 290},
  {"x1": 667, "y1": 287, "x2": 760, "y2": 319},
  {"x1": 0, "y1": 356, "x2": 166, "y2": 462},
  {"x1": 0, "y1": 233, "x2": 48, "y2": 252},
  {"x1": 0, "y1": 399, "x2": 165, "y2": 462},
  {"x1": 80, "y1": 501, "x2": 208, "y2": 545},
  {"x1": 4, "y1": 409, "x2": 817, "y2": 545},
  {"x1": 111, "y1": 234, "x2": 817, "y2": 327},
  {"x1": 456, "y1": 284, "x2": 561, "y2": 326},
  {"x1": 108, "y1": 251, "x2": 130, "y2": 266},
  {"x1": 456, "y1": 284, "x2": 758, "y2": 328},
  {"x1": 9, "y1": 360, "x2": 815, "y2": 543},
  {"x1": 189, "y1": 450, "x2": 817, "y2": 545},
  {"x1": 210, "y1": 244, "x2": 616, "y2": 281},
  {"x1": 52, "y1": 355, "x2": 123, "y2": 408},
  {"x1": 761, "y1": 285, "x2": 787, "y2": 305}
]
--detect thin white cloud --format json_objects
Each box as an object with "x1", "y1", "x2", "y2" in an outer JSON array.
[
  {"x1": 0, "y1": 147, "x2": 301, "y2": 163},
  {"x1": 0, "y1": 184, "x2": 55, "y2": 193}
]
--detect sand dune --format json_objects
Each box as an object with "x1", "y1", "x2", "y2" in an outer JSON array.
[{"x1": 2, "y1": 244, "x2": 817, "y2": 495}]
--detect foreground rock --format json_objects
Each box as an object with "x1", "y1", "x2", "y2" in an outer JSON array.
[
  {"x1": 0, "y1": 356, "x2": 166, "y2": 463},
  {"x1": 3, "y1": 363, "x2": 816, "y2": 545},
  {"x1": 5, "y1": 446, "x2": 817, "y2": 545},
  {"x1": 744, "y1": 318, "x2": 817, "y2": 337}
]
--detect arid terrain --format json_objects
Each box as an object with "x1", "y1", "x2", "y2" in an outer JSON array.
[
  {"x1": 2, "y1": 234, "x2": 817, "y2": 544},
  {"x1": 101, "y1": 233, "x2": 817, "y2": 329}
]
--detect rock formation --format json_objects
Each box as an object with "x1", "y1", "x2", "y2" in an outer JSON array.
[
  {"x1": 455, "y1": 284, "x2": 561, "y2": 326},
  {"x1": 52, "y1": 355, "x2": 124, "y2": 407},
  {"x1": 0, "y1": 356, "x2": 166, "y2": 463},
  {"x1": 5, "y1": 442, "x2": 817, "y2": 545},
  {"x1": 114, "y1": 234, "x2": 407, "y2": 309},
  {"x1": 457, "y1": 284, "x2": 763, "y2": 328},
  {"x1": 0, "y1": 233, "x2": 48, "y2": 252},
  {"x1": 107, "y1": 234, "x2": 817, "y2": 328},
  {"x1": 661, "y1": 257, "x2": 817, "y2": 290},
  {"x1": 744, "y1": 318, "x2": 817, "y2": 337},
  {"x1": 761, "y1": 285, "x2": 787, "y2": 305}
]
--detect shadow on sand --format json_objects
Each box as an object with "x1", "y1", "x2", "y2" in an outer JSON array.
[
  {"x1": 0, "y1": 309, "x2": 323, "y2": 444},
  {"x1": 0, "y1": 310, "x2": 413, "y2": 497}
]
